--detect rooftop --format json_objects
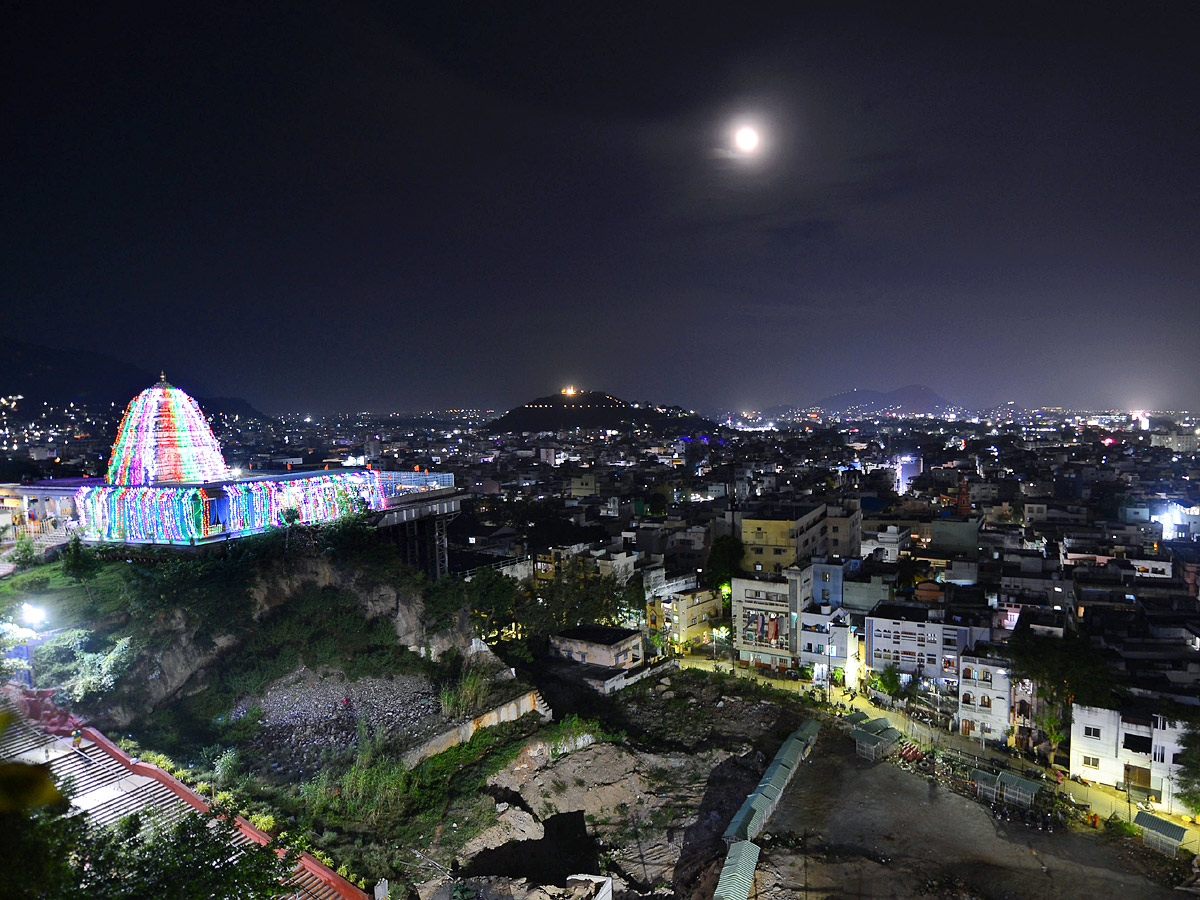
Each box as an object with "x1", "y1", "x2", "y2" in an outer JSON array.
[{"x1": 554, "y1": 625, "x2": 641, "y2": 645}]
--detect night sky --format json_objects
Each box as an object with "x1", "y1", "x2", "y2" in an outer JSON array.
[{"x1": 3, "y1": 3, "x2": 1198, "y2": 415}]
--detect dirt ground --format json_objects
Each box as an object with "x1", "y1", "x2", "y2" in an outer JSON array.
[
  {"x1": 448, "y1": 671, "x2": 796, "y2": 898},
  {"x1": 763, "y1": 731, "x2": 1180, "y2": 900}
]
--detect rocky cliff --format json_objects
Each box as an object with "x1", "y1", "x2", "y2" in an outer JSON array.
[{"x1": 98, "y1": 555, "x2": 482, "y2": 728}]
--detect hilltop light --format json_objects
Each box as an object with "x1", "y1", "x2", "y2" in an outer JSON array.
[{"x1": 562, "y1": 386, "x2": 577, "y2": 396}]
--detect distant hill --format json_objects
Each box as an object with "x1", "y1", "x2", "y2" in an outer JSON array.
[
  {"x1": 0, "y1": 337, "x2": 271, "y2": 420},
  {"x1": 765, "y1": 384, "x2": 953, "y2": 418},
  {"x1": 489, "y1": 390, "x2": 714, "y2": 434}
]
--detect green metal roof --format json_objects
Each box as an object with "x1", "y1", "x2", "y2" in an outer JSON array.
[
  {"x1": 723, "y1": 796, "x2": 757, "y2": 842},
  {"x1": 796, "y1": 719, "x2": 821, "y2": 744},
  {"x1": 851, "y1": 728, "x2": 887, "y2": 748},
  {"x1": 862, "y1": 717, "x2": 892, "y2": 735},
  {"x1": 971, "y1": 769, "x2": 998, "y2": 787},
  {"x1": 755, "y1": 780, "x2": 782, "y2": 804},
  {"x1": 714, "y1": 841, "x2": 759, "y2": 900},
  {"x1": 844, "y1": 710, "x2": 870, "y2": 726},
  {"x1": 1135, "y1": 811, "x2": 1187, "y2": 843},
  {"x1": 877, "y1": 726, "x2": 903, "y2": 744},
  {"x1": 996, "y1": 771, "x2": 1043, "y2": 798},
  {"x1": 777, "y1": 739, "x2": 805, "y2": 766},
  {"x1": 761, "y1": 758, "x2": 791, "y2": 788}
]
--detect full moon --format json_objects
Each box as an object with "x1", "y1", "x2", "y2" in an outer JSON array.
[{"x1": 734, "y1": 126, "x2": 759, "y2": 153}]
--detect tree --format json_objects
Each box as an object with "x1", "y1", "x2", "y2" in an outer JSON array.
[
  {"x1": 1006, "y1": 628, "x2": 1114, "y2": 710},
  {"x1": 647, "y1": 492, "x2": 668, "y2": 517},
  {"x1": 1, "y1": 799, "x2": 297, "y2": 900},
  {"x1": 615, "y1": 572, "x2": 646, "y2": 627},
  {"x1": 875, "y1": 663, "x2": 905, "y2": 699},
  {"x1": 10, "y1": 534, "x2": 40, "y2": 571},
  {"x1": 895, "y1": 556, "x2": 931, "y2": 590},
  {"x1": 60, "y1": 535, "x2": 101, "y2": 603},
  {"x1": 1036, "y1": 710, "x2": 1069, "y2": 759},
  {"x1": 282, "y1": 507, "x2": 301, "y2": 551},
  {"x1": 467, "y1": 568, "x2": 520, "y2": 639},
  {"x1": 1174, "y1": 720, "x2": 1200, "y2": 816},
  {"x1": 704, "y1": 535, "x2": 744, "y2": 591}
]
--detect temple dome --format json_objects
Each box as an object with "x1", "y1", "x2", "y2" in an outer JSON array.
[{"x1": 106, "y1": 376, "x2": 228, "y2": 485}]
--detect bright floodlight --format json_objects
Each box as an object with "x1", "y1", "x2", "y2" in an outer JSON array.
[
  {"x1": 21, "y1": 602, "x2": 46, "y2": 627},
  {"x1": 734, "y1": 126, "x2": 759, "y2": 153}
]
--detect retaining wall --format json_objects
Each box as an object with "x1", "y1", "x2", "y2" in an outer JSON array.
[{"x1": 401, "y1": 689, "x2": 551, "y2": 768}]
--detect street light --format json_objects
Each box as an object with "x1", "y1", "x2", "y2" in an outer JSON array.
[
  {"x1": 21, "y1": 602, "x2": 46, "y2": 627},
  {"x1": 713, "y1": 626, "x2": 729, "y2": 666}
]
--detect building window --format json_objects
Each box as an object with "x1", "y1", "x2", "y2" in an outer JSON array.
[
  {"x1": 1154, "y1": 746, "x2": 1166, "y2": 763},
  {"x1": 1082, "y1": 755, "x2": 1099, "y2": 769},
  {"x1": 1084, "y1": 726, "x2": 1101, "y2": 740},
  {"x1": 821, "y1": 589, "x2": 830, "y2": 601},
  {"x1": 1123, "y1": 733, "x2": 1152, "y2": 755},
  {"x1": 822, "y1": 572, "x2": 831, "y2": 582}
]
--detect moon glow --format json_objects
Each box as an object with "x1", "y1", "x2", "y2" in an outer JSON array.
[{"x1": 734, "y1": 126, "x2": 760, "y2": 153}]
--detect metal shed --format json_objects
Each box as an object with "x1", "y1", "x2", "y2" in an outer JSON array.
[
  {"x1": 714, "y1": 840, "x2": 760, "y2": 900},
  {"x1": 996, "y1": 772, "x2": 1043, "y2": 809},
  {"x1": 851, "y1": 725, "x2": 901, "y2": 761},
  {"x1": 1135, "y1": 811, "x2": 1187, "y2": 857}
]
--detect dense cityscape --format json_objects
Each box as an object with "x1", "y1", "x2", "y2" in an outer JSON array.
[{"x1": 4, "y1": 375, "x2": 1200, "y2": 899}]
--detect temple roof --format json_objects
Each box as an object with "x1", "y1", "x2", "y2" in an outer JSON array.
[{"x1": 106, "y1": 377, "x2": 228, "y2": 485}]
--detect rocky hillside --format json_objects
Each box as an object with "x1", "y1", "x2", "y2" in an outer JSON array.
[{"x1": 92, "y1": 541, "x2": 485, "y2": 731}]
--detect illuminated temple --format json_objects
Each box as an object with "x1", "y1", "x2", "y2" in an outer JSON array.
[{"x1": 12, "y1": 379, "x2": 456, "y2": 554}]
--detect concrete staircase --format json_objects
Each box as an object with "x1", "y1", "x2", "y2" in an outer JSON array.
[
  {"x1": 1, "y1": 697, "x2": 363, "y2": 900},
  {"x1": 532, "y1": 688, "x2": 554, "y2": 722}
]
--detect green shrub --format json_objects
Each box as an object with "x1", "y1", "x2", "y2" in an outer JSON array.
[{"x1": 215, "y1": 749, "x2": 240, "y2": 787}]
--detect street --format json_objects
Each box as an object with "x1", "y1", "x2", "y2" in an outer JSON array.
[{"x1": 679, "y1": 653, "x2": 1200, "y2": 855}]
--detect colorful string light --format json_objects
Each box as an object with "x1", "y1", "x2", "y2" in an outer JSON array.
[
  {"x1": 75, "y1": 485, "x2": 209, "y2": 543},
  {"x1": 75, "y1": 471, "x2": 387, "y2": 544},
  {"x1": 107, "y1": 380, "x2": 228, "y2": 485},
  {"x1": 74, "y1": 381, "x2": 439, "y2": 544}
]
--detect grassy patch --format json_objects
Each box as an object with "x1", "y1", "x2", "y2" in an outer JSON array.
[{"x1": 0, "y1": 560, "x2": 127, "y2": 627}]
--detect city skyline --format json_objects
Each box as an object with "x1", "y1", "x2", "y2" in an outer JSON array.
[{"x1": 3, "y1": 4, "x2": 1198, "y2": 414}]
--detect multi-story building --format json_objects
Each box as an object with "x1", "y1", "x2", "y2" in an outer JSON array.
[
  {"x1": 825, "y1": 501, "x2": 863, "y2": 558},
  {"x1": 955, "y1": 644, "x2": 1012, "y2": 747},
  {"x1": 861, "y1": 524, "x2": 910, "y2": 562},
  {"x1": 798, "y1": 602, "x2": 860, "y2": 689},
  {"x1": 1070, "y1": 704, "x2": 1188, "y2": 812},
  {"x1": 865, "y1": 603, "x2": 989, "y2": 690},
  {"x1": 740, "y1": 502, "x2": 827, "y2": 575},
  {"x1": 730, "y1": 576, "x2": 793, "y2": 670},
  {"x1": 787, "y1": 556, "x2": 854, "y2": 609},
  {"x1": 649, "y1": 588, "x2": 723, "y2": 649}
]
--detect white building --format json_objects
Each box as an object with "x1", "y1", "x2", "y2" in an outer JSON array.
[
  {"x1": 956, "y1": 648, "x2": 1012, "y2": 747},
  {"x1": 799, "y1": 603, "x2": 860, "y2": 689},
  {"x1": 865, "y1": 603, "x2": 989, "y2": 689},
  {"x1": 1070, "y1": 704, "x2": 1188, "y2": 812},
  {"x1": 861, "y1": 524, "x2": 910, "y2": 562}
]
